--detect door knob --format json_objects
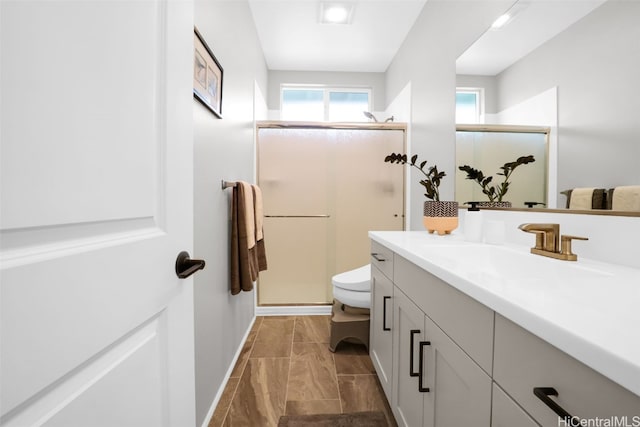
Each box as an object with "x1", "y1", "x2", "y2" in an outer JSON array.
[{"x1": 175, "y1": 251, "x2": 206, "y2": 279}]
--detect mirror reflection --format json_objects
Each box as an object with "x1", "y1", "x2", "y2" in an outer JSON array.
[
  {"x1": 455, "y1": 0, "x2": 640, "y2": 214},
  {"x1": 456, "y1": 125, "x2": 548, "y2": 209}
]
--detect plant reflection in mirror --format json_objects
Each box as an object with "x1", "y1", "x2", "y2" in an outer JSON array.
[{"x1": 458, "y1": 155, "x2": 535, "y2": 202}]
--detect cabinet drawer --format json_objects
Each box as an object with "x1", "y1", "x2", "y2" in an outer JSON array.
[
  {"x1": 371, "y1": 240, "x2": 394, "y2": 280},
  {"x1": 494, "y1": 314, "x2": 640, "y2": 426},
  {"x1": 393, "y1": 255, "x2": 494, "y2": 374},
  {"x1": 492, "y1": 383, "x2": 538, "y2": 427}
]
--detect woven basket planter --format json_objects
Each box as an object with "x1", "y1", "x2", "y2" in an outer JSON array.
[{"x1": 423, "y1": 201, "x2": 459, "y2": 235}]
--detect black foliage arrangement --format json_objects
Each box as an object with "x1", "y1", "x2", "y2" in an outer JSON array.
[
  {"x1": 458, "y1": 155, "x2": 536, "y2": 202},
  {"x1": 384, "y1": 153, "x2": 446, "y2": 202}
]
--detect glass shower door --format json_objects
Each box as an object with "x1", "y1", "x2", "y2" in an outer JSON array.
[
  {"x1": 258, "y1": 128, "x2": 333, "y2": 304},
  {"x1": 257, "y1": 125, "x2": 405, "y2": 305}
]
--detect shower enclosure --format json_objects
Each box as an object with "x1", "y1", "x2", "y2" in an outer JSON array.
[{"x1": 257, "y1": 122, "x2": 405, "y2": 305}]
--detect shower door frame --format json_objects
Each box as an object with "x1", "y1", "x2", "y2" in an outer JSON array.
[{"x1": 255, "y1": 121, "x2": 407, "y2": 307}]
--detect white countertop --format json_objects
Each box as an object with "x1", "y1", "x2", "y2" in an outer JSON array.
[{"x1": 369, "y1": 231, "x2": 640, "y2": 397}]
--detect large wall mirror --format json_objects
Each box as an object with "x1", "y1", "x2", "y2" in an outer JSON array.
[{"x1": 455, "y1": 0, "x2": 640, "y2": 215}]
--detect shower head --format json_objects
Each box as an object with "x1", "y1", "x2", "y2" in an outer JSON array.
[{"x1": 363, "y1": 111, "x2": 378, "y2": 122}]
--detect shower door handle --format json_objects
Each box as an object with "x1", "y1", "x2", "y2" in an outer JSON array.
[{"x1": 264, "y1": 215, "x2": 330, "y2": 218}]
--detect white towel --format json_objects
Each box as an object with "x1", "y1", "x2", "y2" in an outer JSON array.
[
  {"x1": 569, "y1": 188, "x2": 595, "y2": 210},
  {"x1": 612, "y1": 185, "x2": 640, "y2": 211},
  {"x1": 239, "y1": 181, "x2": 256, "y2": 249}
]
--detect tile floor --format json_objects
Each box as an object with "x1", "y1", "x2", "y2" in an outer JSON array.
[{"x1": 209, "y1": 315, "x2": 397, "y2": 427}]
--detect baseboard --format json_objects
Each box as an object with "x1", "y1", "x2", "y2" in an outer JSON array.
[
  {"x1": 201, "y1": 316, "x2": 256, "y2": 427},
  {"x1": 255, "y1": 305, "x2": 332, "y2": 316}
]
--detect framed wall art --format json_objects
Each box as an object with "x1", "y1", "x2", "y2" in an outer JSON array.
[{"x1": 193, "y1": 27, "x2": 223, "y2": 118}]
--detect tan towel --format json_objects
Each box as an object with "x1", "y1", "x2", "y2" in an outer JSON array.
[
  {"x1": 240, "y1": 181, "x2": 256, "y2": 249},
  {"x1": 252, "y1": 185, "x2": 268, "y2": 272},
  {"x1": 231, "y1": 182, "x2": 259, "y2": 295},
  {"x1": 612, "y1": 185, "x2": 640, "y2": 211},
  {"x1": 569, "y1": 187, "x2": 595, "y2": 210},
  {"x1": 252, "y1": 184, "x2": 264, "y2": 241}
]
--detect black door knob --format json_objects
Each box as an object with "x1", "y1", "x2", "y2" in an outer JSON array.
[{"x1": 175, "y1": 251, "x2": 205, "y2": 279}]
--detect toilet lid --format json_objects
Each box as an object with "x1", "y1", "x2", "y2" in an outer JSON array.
[{"x1": 332, "y1": 264, "x2": 371, "y2": 292}]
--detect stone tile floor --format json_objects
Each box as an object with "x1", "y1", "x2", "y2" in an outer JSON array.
[{"x1": 209, "y1": 315, "x2": 397, "y2": 427}]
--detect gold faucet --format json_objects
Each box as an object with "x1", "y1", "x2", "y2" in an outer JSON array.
[{"x1": 518, "y1": 223, "x2": 588, "y2": 261}]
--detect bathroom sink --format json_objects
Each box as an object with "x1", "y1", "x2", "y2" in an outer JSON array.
[{"x1": 415, "y1": 244, "x2": 613, "y2": 282}]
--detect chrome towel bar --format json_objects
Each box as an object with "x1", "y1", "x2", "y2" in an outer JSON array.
[{"x1": 221, "y1": 180, "x2": 237, "y2": 189}]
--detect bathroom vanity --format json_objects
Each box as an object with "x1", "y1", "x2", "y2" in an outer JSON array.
[{"x1": 369, "y1": 231, "x2": 640, "y2": 427}]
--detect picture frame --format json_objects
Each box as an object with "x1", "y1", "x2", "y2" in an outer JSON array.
[{"x1": 193, "y1": 27, "x2": 223, "y2": 118}]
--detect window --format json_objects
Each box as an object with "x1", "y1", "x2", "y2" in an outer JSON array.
[
  {"x1": 281, "y1": 86, "x2": 371, "y2": 122},
  {"x1": 281, "y1": 88, "x2": 325, "y2": 121},
  {"x1": 456, "y1": 88, "x2": 483, "y2": 124}
]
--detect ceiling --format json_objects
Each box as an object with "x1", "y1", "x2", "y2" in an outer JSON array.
[
  {"x1": 248, "y1": 0, "x2": 427, "y2": 72},
  {"x1": 456, "y1": 0, "x2": 607, "y2": 76},
  {"x1": 248, "y1": 0, "x2": 607, "y2": 75}
]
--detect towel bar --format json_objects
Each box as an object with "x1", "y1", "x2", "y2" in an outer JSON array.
[{"x1": 221, "y1": 180, "x2": 237, "y2": 189}]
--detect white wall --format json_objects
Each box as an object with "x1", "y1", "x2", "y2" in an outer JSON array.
[
  {"x1": 267, "y1": 70, "x2": 386, "y2": 118},
  {"x1": 458, "y1": 209, "x2": 640, "y2": 270},
  {"x1": 193, "y1": 1, "x2": 268, "y2": 425},
  {"x1": 386, "y1": 0, "x2": 514, "y2": 230},
  {"x1": 496, "y1": 0, "x2": 640, "y2": 192},
  {"x1": 385, "y1": 82, "x2": 413, "y2": 228}
]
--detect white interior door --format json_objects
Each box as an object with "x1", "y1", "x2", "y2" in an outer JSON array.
[{"x1": 1, "y1": 1, "x2": 195, "y2": 426}]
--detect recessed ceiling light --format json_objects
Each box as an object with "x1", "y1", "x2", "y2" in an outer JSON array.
[
  {"x1": 319, "y1": 2, "x2": 355, "y2": 25},
  {"x1": 491, "y1": 13, "x2": 511, "y2": 29},
  {"x1": 491, "y1": 1, "x2": 529, "y2": 30}
]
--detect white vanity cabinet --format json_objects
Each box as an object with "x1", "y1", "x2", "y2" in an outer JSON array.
[
  {"x1": 392, "y1": 288, "x2": 492, "y2": 427},
  {"x1": 370, "y1": 241, "x2": 395, "y2": 400},
  {"x1": 491, "y1": 383, "x2": 539, "y2": 427},
  {"x1": 494, "y1": 314, "x2": 640, "y2": 425},
  {"x1": 369, "y1": 242, "x2": 492, "y2": 427},
  {"x1": 370, "y1": 263, "x2": 394, "y2": 400},
  {"x1": 369, "y1": 234, "x2": 640, "y2": 427},
  {"x1": 391, "y1": 288, "x2": 425, "y2": 427}
]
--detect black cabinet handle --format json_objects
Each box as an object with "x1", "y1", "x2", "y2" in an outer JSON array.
[
  {"x1": 175, "y1": 251, "x2": 206, "y2": 279},
  {"x1": 533, "y1": 387, "x2": 577, "y2": 422},
  {"x1": 371, "y1": 253, "x2": 386, "y2": 262},
  {"x1": 418, "y1": 340, "x2": 431, "y2": 392},
  {"x1": 409, "y1": 329, "x2": 421, "y2": 377},
  {"x1": 382, "y1": 296, "x2": 391, "y2": 331}
]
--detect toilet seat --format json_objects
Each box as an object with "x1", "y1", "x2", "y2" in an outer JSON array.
[
  {"x1": 333, "y1": 287, "x2": 370, "y2": 309},
  {"x1": 332, "y1": 264, "x2": 371, "y2": 309},
  {"x1": 331, "y1": 264, "x2": 371, "y2": 292}
]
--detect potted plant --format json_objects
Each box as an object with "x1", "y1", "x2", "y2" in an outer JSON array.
[
  {"x1": 458, "y1": 155, "x2": 535, "y2": 207},
  {"x1": 384, "y1": 153, "x2": 458, "y2": 235}
]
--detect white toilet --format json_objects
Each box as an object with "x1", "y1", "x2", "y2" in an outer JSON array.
[
  {"x1": 329, "y1": 264, "x2": 371, "y2": 352},
  {"x1": 332, "y1": 264, "x2": 371, "y2": 309}
]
